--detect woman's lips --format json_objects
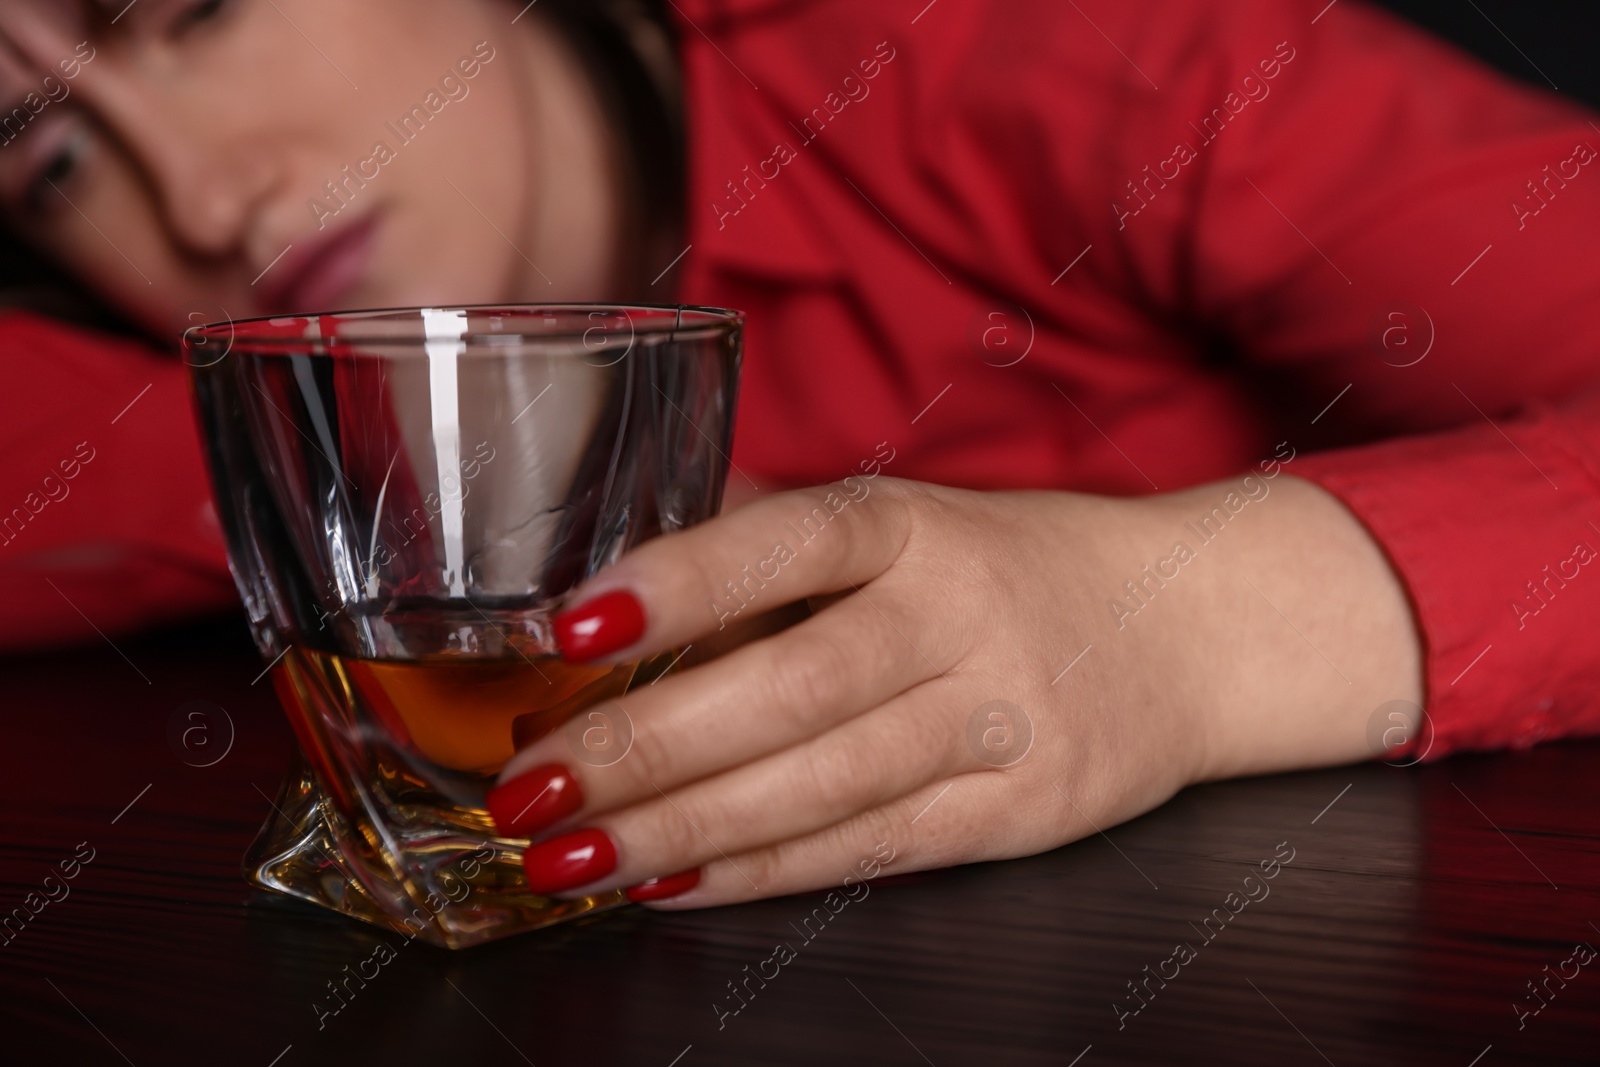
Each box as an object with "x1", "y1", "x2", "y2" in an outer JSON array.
[{"x1": 256, "y1": 214, "x2": 381, "y2": 316}]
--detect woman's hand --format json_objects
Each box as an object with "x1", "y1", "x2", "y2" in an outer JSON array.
[{"x1": 486, "y1": 470, "x2": 1422, "y2": 907}]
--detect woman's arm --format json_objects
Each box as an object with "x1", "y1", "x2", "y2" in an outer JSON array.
[
  {"x1": 1075, "y1": 0, "x2": 1600, "y2": 756},
  {"x1": 0, "y1": 312, "x2": 235, "y2": 649}
]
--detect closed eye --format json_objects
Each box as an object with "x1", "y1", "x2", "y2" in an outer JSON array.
[
  {"x1": 171, "y1": 0, "x2": 238, "y2": 37},
  {"x1": 1, "y1": 117, "x2": 93, "y2": 217}
]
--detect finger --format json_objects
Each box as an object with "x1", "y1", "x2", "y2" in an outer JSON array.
[
  {"x1": 490, "y1": 582, "x2": 960, "y2": 837},
  {"x1": 543, "y1": 674, "x2": 980, "y2": 898},
  {"x1": 550, "y1": 478, "x2": 916, "y2": 664},
  {"x1": 645, "y1": 769, "x2": 1045, "y2": 910},
  {"x1": 677, "y1": 599, "x2": 811, "y2": 671}
]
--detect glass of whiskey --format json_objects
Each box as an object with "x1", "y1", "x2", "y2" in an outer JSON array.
[{"x1": 185, "y1": 305, "x2": 743, "y2": 948}]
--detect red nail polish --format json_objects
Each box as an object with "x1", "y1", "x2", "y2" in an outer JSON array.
[
  {"x1": 625, "y1": 868, "x2": 701, "y2": 903},
  {"x1": 554, "y1": 590, "x2": 646, "y2": 661},
  {"x1": 522, "y1": 828, "x2": 617, "y2": 894},
  {"x1": 486, "y1": 764, "x2": 584, "y2": 838}
]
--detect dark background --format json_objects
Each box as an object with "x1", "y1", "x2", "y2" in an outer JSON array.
[
  {"x1": 4, "y1": 5, "x2": 1600, "y2": 1067},
  {"x1": 1372, "y1": 0, "x2": 1600, "y2": 108}
]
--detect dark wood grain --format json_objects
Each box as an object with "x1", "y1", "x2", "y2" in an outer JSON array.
[{"x1": 2, "y1": 620, "x2": 1597, "y2": 1066}]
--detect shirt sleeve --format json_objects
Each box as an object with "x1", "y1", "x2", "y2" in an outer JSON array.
[
  {"x1": 1086, "y1": 0, "x2": 1600, "y2": 756},
  {"x1": 0, "y1": 311, "x2": 237, "y2": 650}
]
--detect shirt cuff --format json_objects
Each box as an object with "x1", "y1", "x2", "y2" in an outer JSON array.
[{"x1": 1291, "y1": 401, "x2": 1600, "y2": 758}]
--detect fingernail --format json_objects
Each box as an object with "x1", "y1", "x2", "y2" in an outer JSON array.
[
  {"x1": 554, "y1": 590, "x2": 646, "y2": 661},
  {"x1": 522, "y1": 828, "x2": 617, "y2": 894},
  {"x1": 486, "y1": 763, "x2": 584, "y2": 838},
  {"x1": 625, "y1": 868, "x2": 701, "y2": 903}
]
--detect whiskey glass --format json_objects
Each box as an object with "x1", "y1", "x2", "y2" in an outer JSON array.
[{"x1": 185, "y1": 305, "x2": 742, "y2": 948}]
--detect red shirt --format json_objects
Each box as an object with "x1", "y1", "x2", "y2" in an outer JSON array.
[{"x1": 3, "y1": 0, "x2": 1597, "y2": 759}]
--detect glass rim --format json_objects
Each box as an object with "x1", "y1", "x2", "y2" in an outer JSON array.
[{"x1": 181, "y1": 302, "x2": 744, "y2": 351}]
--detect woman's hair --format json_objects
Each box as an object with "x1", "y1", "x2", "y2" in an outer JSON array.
[
  {"x1": 542, "y1": 0, "x2": 684, "y2": 298},
  {"x1": 0, "y1": 0, "x2": 683, "y2": 339},
  {"x1": 0, "y1": 234, "x2": 122, "y2": 328}
]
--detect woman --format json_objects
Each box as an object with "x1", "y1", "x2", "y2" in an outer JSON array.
[{"x1": 0, "y1": 0, "x2": 1595, "y2": 909}]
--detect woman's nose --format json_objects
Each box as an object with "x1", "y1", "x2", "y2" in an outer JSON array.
[
  {"x1": 132, "y1": 112, "x2": 278, "y2": 259},
  {"x1": 79, "y1": 65, "x2": 280, "y2": 260}
]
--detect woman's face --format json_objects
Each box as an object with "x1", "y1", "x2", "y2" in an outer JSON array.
[{"x1": 0, "y1": 0, "x2": 618, "y2": 340}]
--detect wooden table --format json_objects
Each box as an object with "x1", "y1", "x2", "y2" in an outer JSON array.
[{"x1": 3, "y1": 619, "x2": 1597, "y2": 1065}]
